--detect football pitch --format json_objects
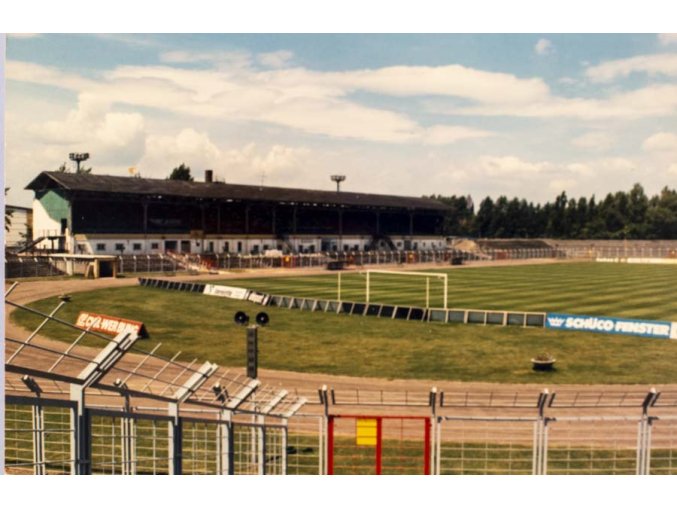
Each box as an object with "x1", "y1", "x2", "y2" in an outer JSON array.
[
  {"x1": 231, "y1": 262, "x2": 677, "y2": 320},
  {"x1": 11, "y1": 261, "x2": 677, "y2": 383}
]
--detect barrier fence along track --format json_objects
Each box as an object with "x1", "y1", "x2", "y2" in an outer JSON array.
[{"x1": 4, "y1": 281, "x2": 308, "y2": 475}]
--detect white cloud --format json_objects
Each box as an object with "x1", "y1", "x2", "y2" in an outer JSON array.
[
  {"x1": 571, "y1": 131, "x2": 614, "y2": 152},
  {"x1": 28, "y1": 95, "x2": 146, "y2": 166},
  {"x1": 138, "y1": 131, "x2": 313, "y2": 185},
  {"x1": 659, "y1": 34, "x2": 677, "y2": 46},
  {"x1": 563, "y1": 159, "x2": 636, "y2": 177},
  {"x1": 139, "y1": 129, "x2": 222, "y2": 178},
  {"x1": 159, "y1": 50, "x2": 252, "y2": 68},
  {"x1": 534, "y1": 38, "x2": 553, "y2": 56},
  {"x1": 257, "y1": 50, "x2": 294, "y2": 68},
  {"x1": 222, "y1": 143, "x2": 311, "y2": 184},
  {"x1": 421, "y1": 125, "x2": 493, "y2": 145},
  {"x1": 586, "y1": 53, "x2": 677, "y2": 82},
  {"x1": 6, "y1": 59, "x2": 543, "y2": 144},
  {"x1": 549, "y1": 178, "x2": 578, "y2": 192},
  {"x1": 479, "y1": 155, "x2": 552, "y2": 176},
  {"x1": 455, "y1": 84, "x2": 677, "y2": 119},
  {"x1": 642, "y1": 131, "x2": 677, "y2": 152},
  {"x1": 327, "y1": 64, "x2": 550, "y2": 104},
  {"x1": 667, "y1": 163, "x2": 677, "y2": 175}
]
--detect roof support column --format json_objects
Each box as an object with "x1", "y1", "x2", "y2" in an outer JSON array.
[
  {"x1": 338, "y1": 209, "x2": 343, "y2": 252},
  {"x1": 142, "y1": 202, "x2": 148, "y2": 235},
  {"x1": 272, "y1": 205, "x2": 276, "y2": 235}
]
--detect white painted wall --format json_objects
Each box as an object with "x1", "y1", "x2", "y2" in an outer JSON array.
[
  {"x1": 5, "y1": 207, "x2": 31, "y2": 247},
  {"x1": 72, "y1": 234, "x2": 447, "y2": 255},
  {"x1": 32, "y1": 199, "x2": 62, "y2": 240}
]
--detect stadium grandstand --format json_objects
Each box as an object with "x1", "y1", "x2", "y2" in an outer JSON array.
[{"x1": 25, "y1": 170, "x2": 449, "y2": 256}]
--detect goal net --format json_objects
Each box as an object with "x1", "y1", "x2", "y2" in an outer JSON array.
[{"x1": 357, "y1": 270, "x2": 448, "y2": 309}]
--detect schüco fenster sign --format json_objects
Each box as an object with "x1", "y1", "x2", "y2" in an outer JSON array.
[
  {"x1": 75, "y1": 311, "x2": 149, "y2": 338},
  {"x1": 546, "y1": 312, "x2": 677, "y2": 339}
]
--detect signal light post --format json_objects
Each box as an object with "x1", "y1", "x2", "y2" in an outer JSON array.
[{"x1": 234, "y1": 311, "x2": 269, "y2": 379}]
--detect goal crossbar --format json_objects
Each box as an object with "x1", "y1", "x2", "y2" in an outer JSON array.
[{"x1": 364, "y1": 270, "x2": 448, "y2": 309}]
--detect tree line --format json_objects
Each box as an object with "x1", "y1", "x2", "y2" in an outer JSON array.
[{"x1": 431, "y1": 183, "x2": 677, "y2": 239}]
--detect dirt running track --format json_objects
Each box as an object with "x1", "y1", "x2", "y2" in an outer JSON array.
[{"x1": 5, "y1": 259, "x2": 677, "y2": 418}]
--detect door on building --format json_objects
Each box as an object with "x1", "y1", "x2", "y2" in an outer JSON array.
[
  {"x1": 327, "y1": 415, "x2": 431, "y2": 475},
  {"x1": 180, "y1": 240, "x2": 191, "y2": 253},
  {"x1": 164, "y1": 240, "x2": 177, "y2": 252}
]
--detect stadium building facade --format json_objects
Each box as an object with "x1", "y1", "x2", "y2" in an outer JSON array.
[{"x1": 26, "y1": 171, "x2": 449, "y2": 255}]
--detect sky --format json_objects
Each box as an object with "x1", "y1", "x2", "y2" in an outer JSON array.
[{"x1": 4, "y1": 33, "x2": 677, "y2": 207}]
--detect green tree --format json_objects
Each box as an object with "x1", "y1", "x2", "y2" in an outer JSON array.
[
  {"x1": 647, "y1": 187, "x2": 677, "y2": 238},
  {"x1": 56, "y1": 161, "x2": 92, "y2": 174},
  {"x1": 168, "y1": 163, "x2": 194, "y2": 181},
  {"x1": 475, "y1": 197, "x2": 495, "y2": 237}
]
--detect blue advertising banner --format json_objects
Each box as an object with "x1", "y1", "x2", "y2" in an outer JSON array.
[{"x1": 546, "y1": 313, "x2": 677, "y2": 339}]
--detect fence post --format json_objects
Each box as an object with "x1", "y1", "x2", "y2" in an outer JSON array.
[
  {"x1": 168, "y1": 403, "x2": 182, "y2": 475},
  {"x1": 32, "y1": 403, "x2": 46, "y2": 475},
  {"x1": 533, "y1": 389, "x2": 551, "y2": 475},
  {"x1": 637, "y1": 389, "x2": 659, "y2": 475},
  {"x1": 121, "y1": 414, "x2": 136, "y2": 475},
  {"x1": 281, "y1": 421, "x2": 289, "y2": 475},
  {"x1": 319, "y1": 385, "x2": 330, "y2": 475},
  {"x1": 70, "y1": 385, "x2": 91, "y2": 475},
  {"x1": 429, "y1": 387, "x2": 438, "y2": 475},
  {"x1": 217, "y1": 410, "x2": 232, "y2": 475}
]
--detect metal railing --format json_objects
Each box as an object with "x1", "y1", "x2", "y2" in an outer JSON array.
[
  {"x1": 4, "y1": 281, "x2": 308, "y2": 475},
  {"x1": 7, "y1": 243, "x2": 677, "y2": 279}
]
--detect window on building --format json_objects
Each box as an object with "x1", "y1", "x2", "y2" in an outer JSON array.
[
  {"x1": 252, "y1": 245, "x2": 260, "y2": 254},
  {"x1": 133, "y1": 243, "x2": 142, "y2": 251},
  {"x1": 224, "y1": 242, "x2": 230, "y2": 253},
  {"x1": 96, "y1": 243, "x2": 106, "y2": 252},
  {"x1": 151, "y1": 243, "x2": 159, "y2": 250},
  {"x1": 237, "y1": 241, "x2": 242, "y2": 253},
  {"x1": 115, "y1": 243, "x2": 125, "y2": 252}
]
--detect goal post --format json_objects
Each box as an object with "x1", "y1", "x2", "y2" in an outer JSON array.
[{"x1": 364, "y1": 270, "x2": 448, "y2": 309}]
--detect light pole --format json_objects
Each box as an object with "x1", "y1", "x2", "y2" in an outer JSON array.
[
  {"x1": 330, "y1": 174, "x2": 346, "y2": 192},
  {"x1": 69, "y1": 152, "x2": 90, "y2": 173}
]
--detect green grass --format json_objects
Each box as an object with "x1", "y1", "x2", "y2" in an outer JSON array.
[
  {"x1": 10, "y1": 262, "x2": 677, "y2": 384},
  {"x1": 223, "y1": 262, "x2": 677, "y2": 320}
]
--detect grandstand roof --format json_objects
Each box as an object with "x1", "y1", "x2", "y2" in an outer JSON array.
[{"x1": 26, "y1": 171, "x2": 449, "y2": 211}]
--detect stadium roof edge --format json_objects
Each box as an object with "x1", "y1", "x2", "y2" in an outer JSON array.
[{"x1": 25, "y1": 171, "x2": 450, "y2": 211}]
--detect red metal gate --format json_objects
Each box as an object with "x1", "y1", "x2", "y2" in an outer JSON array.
[{"x1": 327, "y1": 415, "x2": 431, "y2": 475}]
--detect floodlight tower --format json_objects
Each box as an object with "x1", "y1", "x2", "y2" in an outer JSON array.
[
  {"x1": 331, "y1": 174, "x2": 346, "y2": 192},
  {"x1": 69, "y1": 152, "x2": 90, "y2": 173}
]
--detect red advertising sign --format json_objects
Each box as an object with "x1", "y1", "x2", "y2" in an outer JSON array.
[{"x1": 75, "y1": 311, "x2": 149, "y2": 338}]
